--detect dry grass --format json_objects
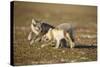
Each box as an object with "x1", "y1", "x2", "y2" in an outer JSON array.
[{"x1": 13, "y1": 1, "x2": 97, "y2": 66}]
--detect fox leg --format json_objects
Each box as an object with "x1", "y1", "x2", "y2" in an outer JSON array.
[
  {"x1": 55, "y1": 40, "x2": 60, "y2": 48},
  {"x1": 28, "y1": 31, "x2": 36, "y2": 45},
  {"x1": 30, "y1": 35, "x2": 39, "y2": 45},
  {"x1": 41, "y1": 40, "x2": 53, "y2": 48},
  {"x1": 28, "y1": 31, "x2": 32, "y2": 41},
  {"x1": 65, "y1": 33, "x2": 75, "y2": 48}
]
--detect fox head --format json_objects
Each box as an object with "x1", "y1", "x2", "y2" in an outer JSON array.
[
  {"x1": 31, "y1": 18, "x2": 42, "y2": 34},
  {"x1": 42, "y1": 28, "x2": 53, "y2": 42}
]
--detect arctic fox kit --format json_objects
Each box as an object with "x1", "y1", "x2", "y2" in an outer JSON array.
[{"x1": 42, "y1": 28, "x2": 75, "y2": 48}]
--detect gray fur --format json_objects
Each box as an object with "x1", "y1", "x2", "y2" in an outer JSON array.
[
  {"x1": 56, "y1": 23, "x2": 75, "y2": 42},
  {"x1": 28, "y1": 19, "x2": 75, "y2": 47},
  {"x1": 28, "y1": 19, "x2": 55, "y2": 44}
]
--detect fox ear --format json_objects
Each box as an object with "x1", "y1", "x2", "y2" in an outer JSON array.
[
  {"x1": 32, "y1": 18, "x2": 36, "y2": 24},
  {"x1": 49, "y1": 28, "x2": 52, "y2": 31},
  {"x1": 49, "y1": 28, "x2": 52, "y2": 32}
]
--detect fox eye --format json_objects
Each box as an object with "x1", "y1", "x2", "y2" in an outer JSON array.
[
  {"x1": 46, "y1": 38, "x2": 49, "y2": 41},
  {"x1": 33, "y1": 24, "x2": 36, "y2": 27}
]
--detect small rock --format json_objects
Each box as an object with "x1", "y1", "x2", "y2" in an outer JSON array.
[
  {"x1": 80, "y1": 57, "x2": 88, "y2": 60},
  {"x1": 61, "y1": 58, "x2": 65, "y2": 62},
  {"x1": 70, "y1": 59, "x2": 77, "y2": 63},
  {"x1": 41, "y1": 45, "x2": 45, "y2": 48},
  {"x1": 62, "y1": 50, "x2": 65, "y2": 53},
  {"x1": 79, "y1": 51, "x2": 85, "y2": 55}
]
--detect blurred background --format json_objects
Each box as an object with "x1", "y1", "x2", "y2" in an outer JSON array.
[{"x1": 13, "y1": 1, "x2": 97, "y2": 65}]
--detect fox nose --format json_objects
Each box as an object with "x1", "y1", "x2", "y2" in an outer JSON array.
[{"x1": 46, "y1": 38, "x2": 48, "y2": 41}]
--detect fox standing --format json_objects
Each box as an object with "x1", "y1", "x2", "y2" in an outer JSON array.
[{"x1": 42, "y1": 28, "x2": 75, "y2": 48}]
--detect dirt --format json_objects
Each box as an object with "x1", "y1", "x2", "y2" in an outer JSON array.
[{"x1": 12, "y1": 1, "x2": 97, "y2": 66}]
